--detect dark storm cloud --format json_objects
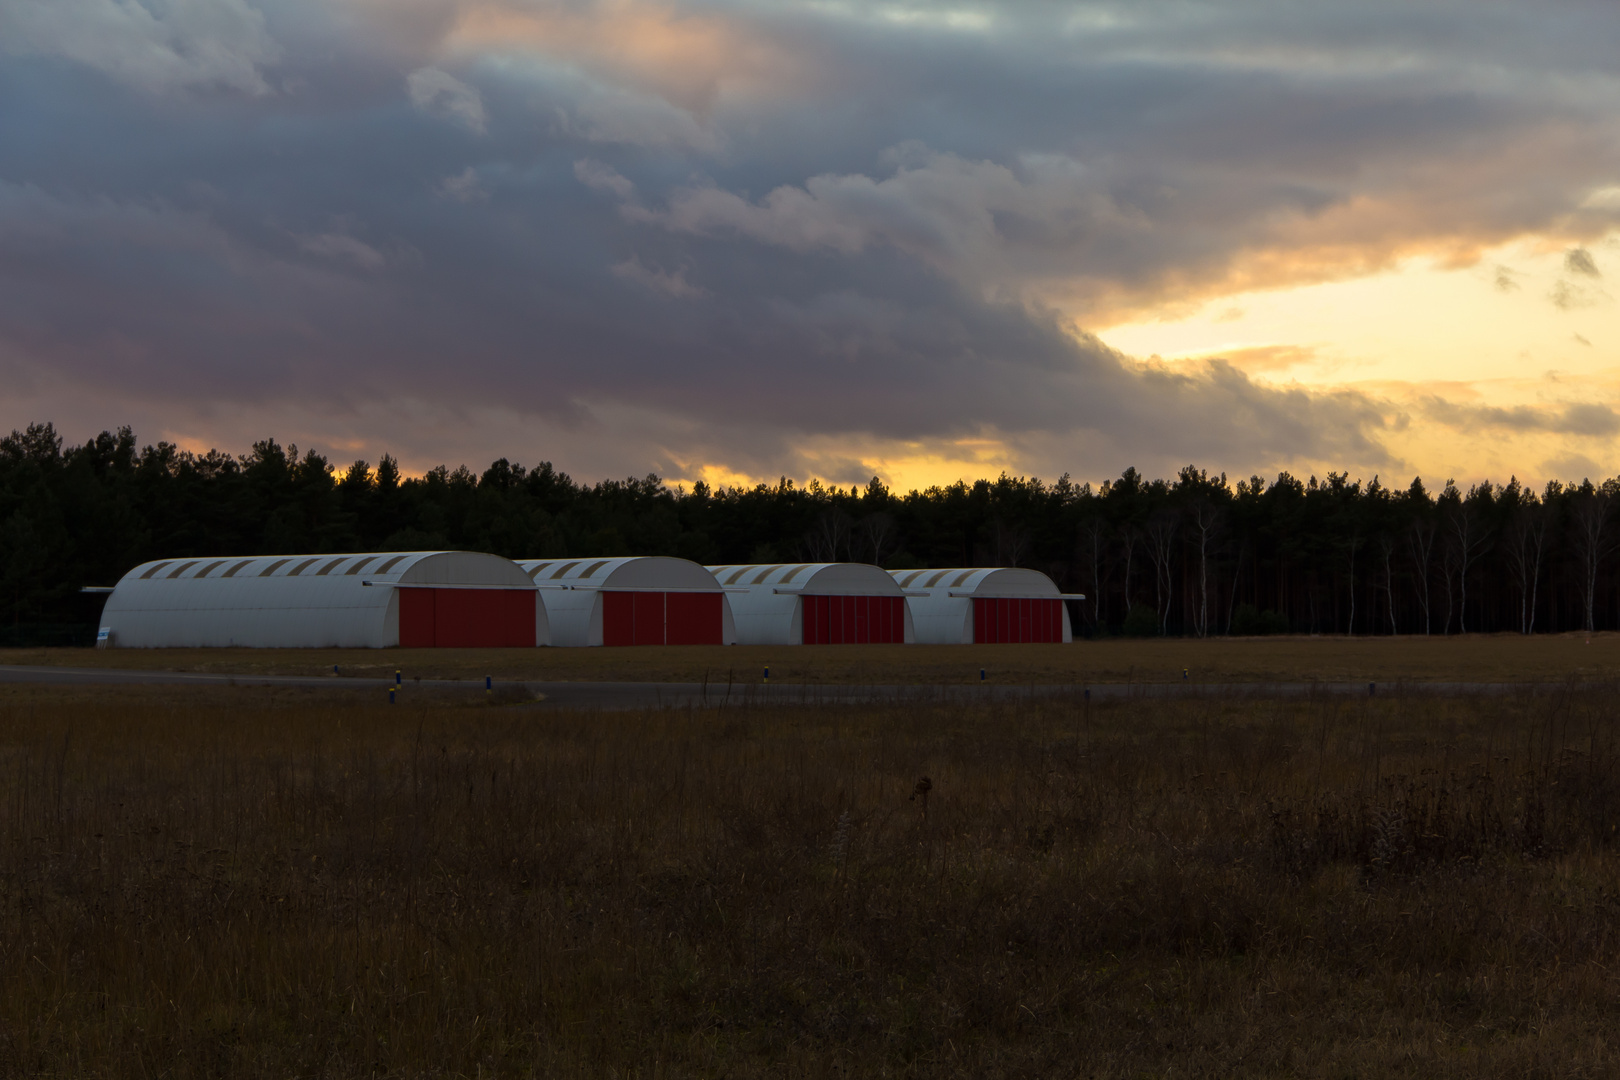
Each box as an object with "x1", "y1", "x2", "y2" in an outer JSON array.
[{"x1": 1, "y1": 0, "x2": 1616, "y2": 479}]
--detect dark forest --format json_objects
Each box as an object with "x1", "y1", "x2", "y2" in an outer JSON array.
[{"x1": 4, "y1": 422, "x2": 1617, "y2": 644}]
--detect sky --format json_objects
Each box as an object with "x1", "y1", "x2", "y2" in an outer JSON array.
[{"x1": 2, "y1": 0, "x2": 1619, "y2": 491}]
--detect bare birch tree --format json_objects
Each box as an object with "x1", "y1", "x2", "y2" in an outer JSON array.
[
  {"x1": 1439, "y1": 532, "x2": 1459, "y2": 635},
  {"x1": 1120, "y1": 523, "x2": 1141, "y2": 619},
  {"x1": 1570, "y1": 482, "x2": 1616, "y2": 633},
  {"x1": 1078, "y1": 516, "x2": 1110, "y2": 630},
  {"x1": 1444, "y1": 486, "x2": 1493, "y2": 634},
  {"x1": 806, "y1": 508, "x2": 852, "y2": 561},
  {"x1": 1225, "y1": 537, "x2": 1246, "y2": 635},
  {"x1": 1344, "y1": 534, "x2": 1361, "y2": 635},
  {"x1": 1188, "y1": 500, "x2": 1222, "y2": 637},
  {"x1": 1146, "y1": 510, "x2": 1179, "y2": 635},
  {"x1": 855, "y1": 511, "x2": 899, "y2": 566},
  {"x1": 1501, "y1": 495, "x2": 1548, "y2": 634},
  {"x1": 1407, "y1": 516, "x2": 1436, "y2": 635},
  {"x1": 1377, "y1": 533, "x2": 1398, "y2": 634},
  {"x1": 993, "y1": 519, "x2": 1032, "y2": 567}
]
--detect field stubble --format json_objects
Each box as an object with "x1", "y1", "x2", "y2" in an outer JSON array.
[{"x1": 2, "y1": 683, "x2": 1620, "y2": 1076}]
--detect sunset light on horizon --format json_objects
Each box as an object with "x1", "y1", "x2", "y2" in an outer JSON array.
[{"x1": 4, "y1": 0, "x2": 1620, "y2": 492}]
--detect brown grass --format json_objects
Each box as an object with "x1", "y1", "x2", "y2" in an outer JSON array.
[
  {"x1": 9, "y1": 631, "x2": 1620, "y2": 684},
  {"x1": 3, "y1": 682, "x2": 1620, "y2": 1076}
]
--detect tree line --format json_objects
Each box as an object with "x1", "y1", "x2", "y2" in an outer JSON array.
[{"x1": 3, "y1": 422, "x2": 1618, "y2": 644}]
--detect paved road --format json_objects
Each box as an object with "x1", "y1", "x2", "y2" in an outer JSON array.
[{"x1": 0, "y1": 664, "x2": 1563, "y2": 709}]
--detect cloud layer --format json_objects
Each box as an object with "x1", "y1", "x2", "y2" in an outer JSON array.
[
  {"x1": 2, "y1": 0, "x2": 280, "y2": 94},
  {"x1": 3, "y1": 0, "x2": 1620, "y2": 484}
]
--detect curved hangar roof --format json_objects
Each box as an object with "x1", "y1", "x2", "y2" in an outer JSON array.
[
  {"x1": 100, "y1": 551, "x2": 544, "y2": 648},
  {"x1": 890, "y1": 567, "x2": 1065, "y2": 596},
  {"x1": 517, "y1": 556, "x2": 731, "y2": 646},
  {"x1": 889, "y1": 567, "x2": 1076, "y2": 644},
  {"x1": 523, "y1": 556, "x2": 722, "y2": 591},
  {"x1": 706, "y1": 563, "x2": 911, "y2": 645}
]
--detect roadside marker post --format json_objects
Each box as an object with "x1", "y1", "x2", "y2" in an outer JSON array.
[{"x1": 486, "y1": 675, "x2": 492, "y2": 698}]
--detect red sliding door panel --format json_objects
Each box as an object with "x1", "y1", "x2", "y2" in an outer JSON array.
[
  {"x1": 802, "y1": 595, "x2": 904, "y2": 644},
  {"x1": 803, "y1": 596, "x2": 825, "y2": 644},
  {"x1": 434, "y1": 589, "x2": 535, "y2": 647},
  {"x1": 603, "y1": 591, "x2": 725, "y2": 645},
  {"x1": 398, "y1": 588, "x2": 535, "y2": 648},
  {"x1": 666, "y1": 592, "x2": 723, "y2": 645},
  {"x1": 873, "y1": 596, "x2": 904, "y2": 643},
  {"x1": 971, "y1": 597, "x2": 1062, "y2": 643},
  {"x1": 632, "y1": 592, "x2": 665, "y2": 645},
  {"x1": 399, "y1": 587, "x2": 436, "y2": 647},
  {"x1": 435, "y1": 589, "x2": 479, "y2": 645},
  {"x1": 602, "y1": 591, "x2": 634, "y2": 646}
]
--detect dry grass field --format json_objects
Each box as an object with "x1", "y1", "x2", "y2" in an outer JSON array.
[
  {"x1": 8, "y1": 631, "x2": 1620, "y2": 685},
  {"x1": 3, "y1": 681, "x2": 1620, "y2": 1076}
]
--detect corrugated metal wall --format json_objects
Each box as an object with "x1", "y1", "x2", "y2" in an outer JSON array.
[
  {"x1": 972, "y1": 597, "x2": 1064, "y2": 643},
  {"x1": 801, "y1": 595, "x2": 905, "y2": 644},
  {"x1": 398, "y1": 588, "x2": 537, "y2": 647},
  {"x1": 601, "y1": 592, "x2": 724, "y2": 645}
]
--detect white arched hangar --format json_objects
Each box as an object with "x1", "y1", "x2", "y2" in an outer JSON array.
[
  {"x1": 708, "y1": 563, "x2": 913, "y2": 645},
  {"x1": 517, "y1": 556, "x2": 733, "y2": 646},
  {"x1": 891, "y1": 567, "x2": 1082, "y2": 644},
  {"x1": 99, "y1": 551, "x2": 546, "y2": 648}
]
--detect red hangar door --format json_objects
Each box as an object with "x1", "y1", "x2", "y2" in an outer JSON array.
[
  {"x1": 800, "y1": 595, "x2": 906, "y2": 644},
  {"x1": 601, "y1": 591, "x2": 725, "y2": 645},
  {"x1": 972, "y1": 597, "x2": 1064, "y2": 644},
  {"x1": 398, "y1": 588, "x2": 537, "y2": 647}
]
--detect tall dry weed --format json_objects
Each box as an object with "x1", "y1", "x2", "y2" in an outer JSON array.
[{"x1": 0, "y1": 683, "x2": 1617, "y2": 1077}]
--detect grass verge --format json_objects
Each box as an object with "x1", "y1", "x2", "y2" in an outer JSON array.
[{"x1": 8, "y1": 631, "x2": 1620, "y2": 685}]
